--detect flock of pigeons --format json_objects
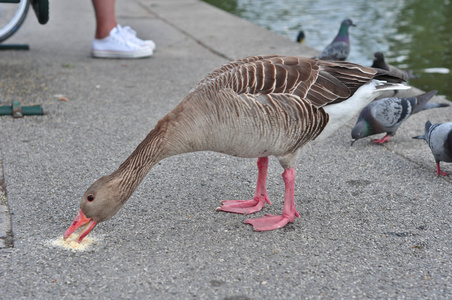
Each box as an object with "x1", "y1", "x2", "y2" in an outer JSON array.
[{"x1": 299, "y1": 19, "x2": 452, "y2": 177}]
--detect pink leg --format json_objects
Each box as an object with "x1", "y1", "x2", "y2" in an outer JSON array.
[
  {"x1": 436, "y1": 162, "x2": 449, "y2": 177},
  {"x1": 244, "y1": 167, "x2": 300, "y2": 231},
  {"x1": 372, "y1": 134, "x2": 391, "y2": 144},
  {"x1": 216, "y1": 157, "x2": 271, "y2": 215}
]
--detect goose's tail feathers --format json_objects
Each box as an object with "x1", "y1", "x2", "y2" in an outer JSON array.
[{"x1": 373, "y1": 81, "x2": 411, "y2": 92}]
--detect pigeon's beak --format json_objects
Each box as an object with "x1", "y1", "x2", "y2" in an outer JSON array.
[
  {"x1": 350, "y1": 139, "x2": 356, "y2": 146},
  {"x1": 63, "y1": 209, "x2": 96, "y2": 243}
]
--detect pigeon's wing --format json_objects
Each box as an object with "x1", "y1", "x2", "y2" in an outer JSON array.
[
  {"x1": 372, "y1": 97, "x2": 412, "y2": 132},
  {"x1": 445, "y1": 129, "x2": 452, "y2": 162},
  {"x1": 320, "y1": 42, "x2": 349, "y2": 61},
  {"x1": 428, "y1": 123, "x2": 452, "y2": 162}
]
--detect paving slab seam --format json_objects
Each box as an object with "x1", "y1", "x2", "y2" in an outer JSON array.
[
  {"x1": 138, "y1": 0, "x2": 233, "y2": 61},
  {"x1": 0, "y1": 146, "x2": 13, "y2": 249}
]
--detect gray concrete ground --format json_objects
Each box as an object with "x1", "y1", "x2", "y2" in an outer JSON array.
[{"x1": 0, "y1": 0, "x2": 451, "y2": 298}]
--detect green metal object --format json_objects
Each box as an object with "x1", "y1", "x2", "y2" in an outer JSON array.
[
  {"x1": 0, "y1": 101, "x2": 43, "y2": 118},
  {"x1": 31, "y1": 0, "x2": 49, "y2": 25},
  {"x1": 0, "y1": 44, "x2": 29, "y2": 50}
]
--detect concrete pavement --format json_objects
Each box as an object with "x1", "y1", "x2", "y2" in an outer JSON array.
[{"x1": 0, "y1": 0, "x2": 451, "y2": 298}]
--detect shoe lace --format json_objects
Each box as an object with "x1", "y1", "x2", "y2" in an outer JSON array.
[
  {"x1": 122, "y1": 26, "x2": 137, "y2": 37},
  {"x1": 110, "y1": 25, "x2": 140, "y2": 48},
  {"x1": 115, "y1": 25, "x2": 143, "y2": 46}
]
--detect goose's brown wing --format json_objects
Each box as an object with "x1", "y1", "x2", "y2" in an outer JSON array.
[{"x1": 193, "y1": 55, "x2": 378, "y2": 108}]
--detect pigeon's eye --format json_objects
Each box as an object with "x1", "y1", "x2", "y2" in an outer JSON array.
[{"x1": 87, "y1": 194, "x2": 95, "y2": 202}]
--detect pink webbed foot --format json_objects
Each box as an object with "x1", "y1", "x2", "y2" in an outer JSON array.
[
  {"x1": 217, "y1": 197, "x2": 271, "y2": 215},
  {"x1": 372, "y1": 134, "x2": 391, "y2": 144},
  {"x1": 244, "y1": 211, "x2": 300, "y2": 231},
  {"x1": 245, "y1": 167, "x2": 300, "y2": 231},
  {"x1": 217, "y1": 157, "x2": 271, "y2": 215}
]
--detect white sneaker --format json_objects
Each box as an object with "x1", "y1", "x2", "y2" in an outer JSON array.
[
  {"x1": 121, "y1": 25, "x2": 156, "y2": 51},
  {"x1": 91, "y1": 26, "x2": 153, "y2": 59}
]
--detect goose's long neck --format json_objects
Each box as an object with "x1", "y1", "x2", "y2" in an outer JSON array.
[
  {"x1": 111, "y1": 127, "x2": 167, "y2": 197},
  {"x1": 109, "y1": 94, "x2": 206, "y2": 197}
]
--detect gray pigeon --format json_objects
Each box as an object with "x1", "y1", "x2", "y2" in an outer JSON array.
[
  {"x1": 413, "y1": 121, "x2": 452, "y2": 177},
  {"x1": 351, "y1": 90, "x2": 449, "y2": 144},
  {"x1": 319, "y1": 19, "x2": 356, "y2": 61},
  {"x1": 371, "y1": 52, "x2": 417, "y2": 81}
]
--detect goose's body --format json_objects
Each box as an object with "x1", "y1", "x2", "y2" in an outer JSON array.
[{"x1": 64, "y1": 55, "x2": 408, "y2": 242}]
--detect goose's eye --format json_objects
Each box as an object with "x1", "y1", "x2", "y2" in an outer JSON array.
[{"x1": 87, "y1": 194, "x2": 95, "y2": 202}]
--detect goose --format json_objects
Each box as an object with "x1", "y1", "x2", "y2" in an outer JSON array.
[
  {"x1": 319, "y1": 19, "x2": 356, "y2": 61},
  {"x1": 63, "y1": 55, "x2": 409, "y2": 243}
]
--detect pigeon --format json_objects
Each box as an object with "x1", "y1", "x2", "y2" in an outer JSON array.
[
  {"x1": 296, "y1": 30, "x2": 305, "y2": 43},
  {"x1": 351, "y1": 90, "x2": 450, "y2": 144},
  {"x1": 371, "y1": 52, "x2": 417, "y2": 81},
  {"x1": 319, "y1": 19, "x2": 356, "y2": 61},
  {"x1": 413, "y1": 121, "x2": 452, "y2": 177}
]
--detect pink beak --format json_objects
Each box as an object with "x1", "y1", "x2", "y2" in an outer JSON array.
[{"x1": 63, "y1": 209, "x2": 96, "y2": 243}]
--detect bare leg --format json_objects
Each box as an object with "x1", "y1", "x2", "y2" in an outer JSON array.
[
  {"x1": 216, "y1": 157, "x2": 271, "y2": 215},
  {"x1": 436, "y1": 162, "x2": 449, "y2": 177},
  {"x1": 92, "y1": 0, "x2": 117, "y2": 39},
  {"x1": 244, "y1": 167, "x2": 300, "y2": 231},
  {"x1": 372, "y1": 134, "x2": 391, "y2": 144}
]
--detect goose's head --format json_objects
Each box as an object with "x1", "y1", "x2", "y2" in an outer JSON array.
[{"x1": 63, "y1": 175, "x2": 126, "y2": 242}]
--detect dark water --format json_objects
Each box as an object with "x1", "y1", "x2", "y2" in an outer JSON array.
[{"x1": 204, "y1": 0, "x2": 452, "y2": 101}]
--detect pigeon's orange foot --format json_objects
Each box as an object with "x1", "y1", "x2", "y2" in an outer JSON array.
[
  {"x1": 437, "y1": 170, "x2": 449, "y2": 177},
  {"x1": 436, "y1": 163, "x2": 449, "y2": 177},
  {"x1": 372, "y1": 134, "x2": 391, "y2": 144}
]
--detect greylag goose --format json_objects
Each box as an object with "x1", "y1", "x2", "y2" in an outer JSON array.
[
  {"x1": 351, "y1": 90, "x2": 449, "y2": 144},
  {"x1": 64, "y1": 55, "x2": 409, "y2": 242},
  {"x1": 413, "y1": 121, "x2": 452, "y2": 177},
  {"x1": 319, "y1": 19, "x2": 355, "y2": 61}
]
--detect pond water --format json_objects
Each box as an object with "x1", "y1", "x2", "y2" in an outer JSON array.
[{"x1": 204, "y1": 0, "x2": 452, "y2": 101}]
